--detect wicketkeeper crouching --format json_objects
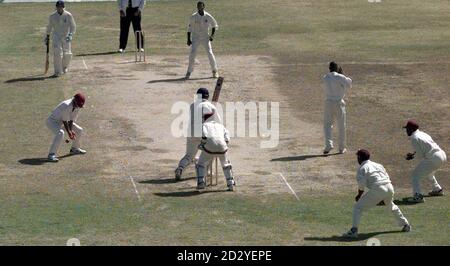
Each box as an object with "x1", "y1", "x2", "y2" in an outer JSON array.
[{"x1": 196, "y1": 113, "x2": 235, "y2": 191}]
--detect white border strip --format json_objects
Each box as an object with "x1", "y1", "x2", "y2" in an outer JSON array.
[
  {"x1": 129, "y1": 175, "x2": 142, "y2": 202},
  {"x1": 279, "y1": 173, "x2": 299, "y2": 201},
  {"x1": 82, "y1": 57, "x2": 88, "y2": 70}
]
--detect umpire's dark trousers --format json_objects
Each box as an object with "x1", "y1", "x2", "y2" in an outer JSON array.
[{"x1": 119, "y1": 7, "x2": 143, "y2": 50}]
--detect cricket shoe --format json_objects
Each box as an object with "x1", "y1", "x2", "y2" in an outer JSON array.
[
  {"x1": 47, "y1": 153, "x2": 59, "y2": 162},
  {"x1": 227, "y1": 179, "x2": 236, "y2": 191},
  {"x1": 339, "y1": 148, "x2": 347, "y2": 154},
  {"x1": 405, "y1": 193, "x2": 425, "y2": 203},
  {"x1": 63, "y1": 67, "x2": 68, "y2": 74},
  {"x1": 402, "y1": 224, "x2": 411, "y2": 232},
  {"x1": 118, "y1": 48, "x2": 125, "y2": 53},
  {"x1": 185, "y1": 72, "x2": 191, "y2": 79},
  {"x1": 70, "y1": 148, "x2": 87, "y2": 155},
  {"x1": 212, "y1": 71, "x2": 219, "y2": 78},
  {"x1": 323, "y1": 147, "x2": 333, "y2": 155},
  {"x1": 197, "y1": 180, "x2": 206, "y2": 190},
  {"x1": 428, "y1": 189, "x2": 444, "y2": 197},
  {"x1": 140, "y1": 48, "x2": 144, "y2": 52},
  {"x1": 175, "y1": 167, "x2": 183, "y2": 181},
  {"x1": 342, "y1": 228, "x2": 358, "y2": 239}
]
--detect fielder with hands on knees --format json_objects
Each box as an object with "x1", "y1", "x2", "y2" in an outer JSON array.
[
  {"x1": 45, "y1": 0, "x2": 76, "y2": 77},
  {"x1": 118, "y1": 0, "x2": 145, "y2": 53},
  {"x1": 403, "y1": 119, "x2": 446, "y2": 203},
  {"x1": 185, "y1": 1, "x2": 219, "y2": 79},
  {"x1": 343, "y1": 149, "x2": 410, "y2": 238},
  {"x1": 46, "y1": 93, "x2": 87, "y2": 162}
]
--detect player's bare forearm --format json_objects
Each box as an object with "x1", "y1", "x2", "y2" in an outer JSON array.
[
  {"x1": 187, "y1": 32, "x2": 192, "y2": 45},
  {"x1": 63, "y1": 121, "x2": 71, "y2": 135},
  {"x1": 68, "y1": 120, "x2": 74, "y2": 131},
  {"x1": 355, "y1": 190, "x2": 364, "y2": 201}
]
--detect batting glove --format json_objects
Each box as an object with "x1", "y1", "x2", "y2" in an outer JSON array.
[{"x1": 66, "y1": 33, "x2": 73, "y2": 42}]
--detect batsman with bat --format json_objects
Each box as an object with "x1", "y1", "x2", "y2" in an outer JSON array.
[
  {"x1": 46, "y1": 93, "x2": 86, "y2": 162},
  {"x1": 175, "y1": 78, "x2": 224, "y2": 181}
]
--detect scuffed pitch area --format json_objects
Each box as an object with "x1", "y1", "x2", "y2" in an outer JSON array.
[{"x1": 62, "y1": 54, "x2": 355, "y2": 201}]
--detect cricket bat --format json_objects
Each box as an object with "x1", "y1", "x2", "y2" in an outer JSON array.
[
  {"x1": 44, "y1": 40, "x2": 50, "y2": 75},
  {"x1": 212, "y1": 77, "x2": 224, "y2": 102}
]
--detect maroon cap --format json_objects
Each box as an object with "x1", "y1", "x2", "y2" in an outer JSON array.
[
  {"x1": 403, "y1": 119, "x2": 419, "y2": 129},
  {"x1": 74, "y1": 93, "x2": 85, "y2": 108},
  {"x1": 356, "y1": 149, "x2": 370, "y2": 160}
]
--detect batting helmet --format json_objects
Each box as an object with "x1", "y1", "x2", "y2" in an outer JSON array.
[
  {"x1": 197, "y1": 88, "x2": 209, "y2": 99},
  {"x1": 73, "y1": 93, "x2": 85, "y2": 108}
]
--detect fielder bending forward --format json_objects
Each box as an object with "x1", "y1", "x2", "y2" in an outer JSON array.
[
  {"x1": 46, "y1": 93, "x2": 86, "y2": 162},
  {"x1": 185, "y1": 1, "x2": 219, "y2": 79},
  {"x1": 45, "y1": 1, "x2": 76, "y2": 77},
  {"x1": 403, "y1": 120, "x2": 446, "y2": 203},
  {"x1": 196, "y1": 113, "x2": 235, "y2": 191},
  {"x1": 343, "y1": 149, "x2": 410, "y2": 238},
  {"x1": 175, "y1": 88, "x2": 221, "y2": 180}
]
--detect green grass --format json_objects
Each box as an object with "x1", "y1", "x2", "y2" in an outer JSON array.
[
  {"x1": 1, "y1": 192, "x2": 448, "y2": 245},
  {"x1": 0, "y1": 0, "x2": 449, "y2": 245}
]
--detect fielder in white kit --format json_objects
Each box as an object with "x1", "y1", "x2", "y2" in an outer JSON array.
[
  {"x1": 196, "y1": 113, "x2": 235, "y2": 191},
  {"x1": 185, "y1": 1, "x2": 219, "y2": 79},
  {"x1": 343, "y1": 149, "x2": 410, "y2": 238},
  {"x1": 175, "y1": 88, "x2": 221, "y2": 180},
  {"x1": 45, "y1": 1, "x2": 76, "y2": 77},
  {"x1": 403, "y1": 120, "x2": 446, "y2": 203},
  {"x1": 322, "y1": 62, "x2": 352, "y2": 154},
  {"x1": 46, "y1": 93, "x2": 86, "y2": 162}
]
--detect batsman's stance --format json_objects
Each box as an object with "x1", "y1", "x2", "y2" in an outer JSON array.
[
  {"x1": 185, "y1": 1, "x2": 219, "y2": 79},
  {"x1": 45, "y1": 1, "x2": 76, "y2": 77},
  {"x1": 196, "y1": 113, "x2": 235, "y2": 191},
  {"x1": 343, "y1": 149, "x2": 410, "y2": 238},
  {"x1": 175, "y1": 88, "x2": 221, "y2": 180},
  {"x1": 46, "y1": 93, "x2": 86, "y2": 162},
  {"x1": 322, "y1": 61, "x2": 352, "y2": 154},
  {"x1": 403, "y1": 120, "x2": 446, "y2": 203}
]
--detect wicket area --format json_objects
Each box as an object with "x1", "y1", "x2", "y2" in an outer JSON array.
[
  {"x1": 205, "y1": 157, "x2": 218, "y2": 186},
  {"x1": 135, "y1": 30, "x2": 145, "y2": 62}
]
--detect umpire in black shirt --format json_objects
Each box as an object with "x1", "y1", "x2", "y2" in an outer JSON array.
[{"x1": 118, "y1": 0, "x2": 145, "y2": 53}]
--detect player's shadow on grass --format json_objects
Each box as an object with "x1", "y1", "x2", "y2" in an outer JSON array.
[
  {"x1": 271, "y1": 153, "x2": 339, "y2": 162},
  {"x1": 147, "y1": 77, "x2": 212, "y2": 84},
  {"x1": 76, "y1": 51, "x2": 118, "y2": 57},
  {"x1": 139, "y1": 176, "x2": 196, "y2": 184},
  {"x1": 18, "y1": 154, "x2": 75, "y2": 165},
  {"x1": 304, "y1": 230, "x2": 401, "y2": 242},
  {"x1": 154, "y1": 189, "x2": 229, "y2": 197},
  {"x1": 5, "y1": 75, "x2": 57, "y2": 83}
]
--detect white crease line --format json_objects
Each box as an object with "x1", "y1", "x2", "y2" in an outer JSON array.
[
  {"x1": 129, "y1": 175, "x2": 142, "y2": 202},
  {"x1": 82, "y1": 57, "x2": 88, "y2": 70},
  {"x1": 279, "y1": 173, "x2": 300, "y2": 201}
]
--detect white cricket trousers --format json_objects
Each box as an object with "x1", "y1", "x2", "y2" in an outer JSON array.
[
  {"x1": 324, "y1": 99, "x2": 346, "y2": 150},
  {"x1": 187, "y1": 38, "x2": 218, "y2": 73},
  {"x1": 177, "y1": 137, "x2": 201, "y2": 170},
  {"x1": 196, "y1": 151, "x2": 233, "y2": 182},
  {"x1": 411, "y1": 150, "x2": 446, "y2": 195},
  {"x1": 46, "y1": 118, "x2": 83, "y2": 155},
  {"x1": 53, "y1": 35, "x2": 72, "y2": 75},
  {"x1": 352, "y1": 183, "x2": 409, "y2": 228}
]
